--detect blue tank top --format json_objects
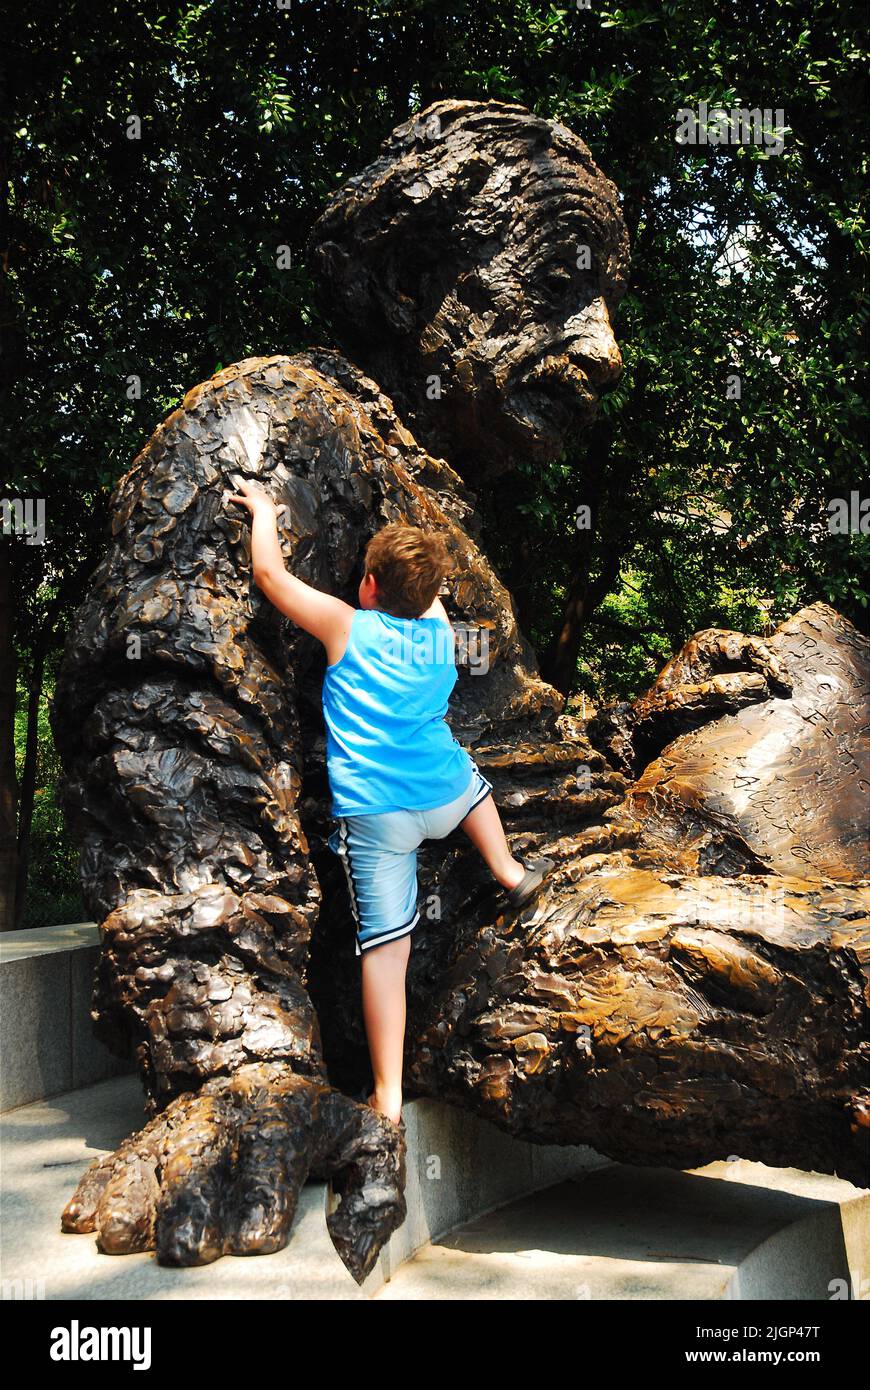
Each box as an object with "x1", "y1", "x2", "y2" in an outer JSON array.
[{"x1": 322, "y1": 608, "x2": 474, "y2": 815}]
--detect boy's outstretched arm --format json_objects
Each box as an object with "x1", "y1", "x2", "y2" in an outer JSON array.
[{"x1": 226, "y1": 478, "x2": 354, "y2": 664}]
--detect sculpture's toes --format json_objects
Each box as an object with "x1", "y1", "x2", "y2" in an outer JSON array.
[
  {"x1": 94, "y1": 1149, "x2": 161, "y2": 1254},
  {"x1": 62, "y1": 1115, "x2": 167, "y2": 1249},
  {"x1": 154, "y1": 1093, "x2": 234, "y2": 1266},
  {"x1": 61, "y1": 1152, "x2": 118, "y2": 1233},
  {"x1": 223, "y1": 1086, "x2": 315, "y2": 1255},
  {"x1": 324, "y1": 1102, "x2": 407, "y2": 1285}
]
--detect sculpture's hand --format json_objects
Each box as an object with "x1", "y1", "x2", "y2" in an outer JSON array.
[
  {"x1": 61, "y1": 1063, "x2": 406, "y2": 1285},
  {"x1": 593, "y1": 628, "x2": 792, "y2": 772},
  {"x1": 639, "y1": 629, "x2": 791, "y2": 705}
]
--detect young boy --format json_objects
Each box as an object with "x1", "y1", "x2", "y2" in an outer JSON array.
[{"x1": 228, "y1": 478, "x2": 554, "y2": 1126}]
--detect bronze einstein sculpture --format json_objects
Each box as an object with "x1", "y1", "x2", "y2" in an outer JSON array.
[{"x1": 51, "y1": 100, "x2": 869, "y2": 1285}]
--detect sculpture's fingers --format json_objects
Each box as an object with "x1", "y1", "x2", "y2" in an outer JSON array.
[
  {"x1": 322, "y1": 1099, "x2": 407, "y2": 1285},
  {"x1": 690, "y1": 671, "x2": 771, "y2": 708},
  {"x1": 738, "y1": 635, "x2": 792, "y2": 696},
  {"x1": 643, "y1": 629, "x2": 792, "y2": 702},
  {"x1": 222, "y1": 1081, "x2": 316, "y2": 1255},
  {"x1": 154, "y1": 1093, "x2": 234, "y2": 1266},
  {"x1": 61, "y1": 1152, "x2": 120, "y2": 1233},
  {"x1": 640, "y1": 672, "x2": 770, "y2": 725}
]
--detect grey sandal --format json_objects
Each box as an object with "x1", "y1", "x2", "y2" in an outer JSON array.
[{"x1": 507, "y1": 856, "x2": 555, "y2": 907}]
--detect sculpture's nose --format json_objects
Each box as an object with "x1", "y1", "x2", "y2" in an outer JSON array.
[{"x1": 565, "y1": 296, "x2": 623, "y2": 391}]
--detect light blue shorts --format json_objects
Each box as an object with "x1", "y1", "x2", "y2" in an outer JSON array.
[{"x1": 327, "y1": 762, "x2": 494, "y2": 955}]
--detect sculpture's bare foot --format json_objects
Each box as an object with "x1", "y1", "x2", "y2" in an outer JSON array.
[{"x1": 61, "y1": 1063, "x2": 405, "y2": 1285}]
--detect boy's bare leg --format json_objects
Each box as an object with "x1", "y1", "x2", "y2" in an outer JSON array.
[
  {"x1": 361, "y1": 933, "x2": 412, "y2": 1125},
  {"x1": 460, "y1": 794, "x2": 526, "y2": 890}
]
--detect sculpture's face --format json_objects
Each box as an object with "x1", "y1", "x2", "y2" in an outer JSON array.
[
  {"x1": 421, "y1": 180, "x2": 625, "y2": 465},
  {"x1": 309, "y1": 102, "x2": 630, "y2": 476}
]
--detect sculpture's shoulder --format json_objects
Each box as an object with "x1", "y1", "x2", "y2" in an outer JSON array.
[
  {"x1": 133, "y1": 349, "x2": 475, "y2": 521},
  {"x1": 120, "y1": 351, "x2": 402, "y2": 501},
  {"x1": 294, "y1": 348, "x2": 479, "y2": 521},
  {"x1": 177, "y1": 351, "x2": 364, "y2": 424},
  {"x1": 169, "y1": 347, "x2": 416, "y2": 450}
]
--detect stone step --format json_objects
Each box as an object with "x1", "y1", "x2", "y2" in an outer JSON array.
[
  {"x1": 376, "y1": 1161, "x2": 869, "y2": 1300},
  {"x1": 0, "y1": 924, "x2": 135, "y2": 1112}
]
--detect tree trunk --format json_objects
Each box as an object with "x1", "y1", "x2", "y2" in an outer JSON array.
[
  {"x1": 0, "y1": 546, "x2": 19, "y2": 930},
  {"x1": 540, "y1": 422, "x2": 622, "y2": 694},
  {"x1": 13, "y1": 630, "x2": 48, "y2": 927}
]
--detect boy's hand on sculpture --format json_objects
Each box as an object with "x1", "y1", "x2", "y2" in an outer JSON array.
[
  {"x1": 226, "y1": 476, "x2": 288, "y2": 522},
  {"x1": 227, "y1": 474, "x2": 353, "y2": 662}
]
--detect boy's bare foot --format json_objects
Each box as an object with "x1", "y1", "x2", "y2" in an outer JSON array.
[{"x1": 368, "y1": 1088, "x2": 403, "y2": 1126}]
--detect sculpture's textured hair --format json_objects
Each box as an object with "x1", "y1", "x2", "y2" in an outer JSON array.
[
  {"x1": 308, "y1": 98, "x2": 630, "y2": 350},
  {"x1": 364, "y1": 523, "x2": 454, "y2": 619}
]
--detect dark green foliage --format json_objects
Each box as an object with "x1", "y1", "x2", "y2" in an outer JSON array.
[{"x1": 13, "y1": 675, "x2": 84, "y2": 927}]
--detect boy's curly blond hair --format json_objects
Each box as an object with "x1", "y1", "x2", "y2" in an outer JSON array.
[{"x1": 364, "y1": 523, "x2": 454, "y2": 618}]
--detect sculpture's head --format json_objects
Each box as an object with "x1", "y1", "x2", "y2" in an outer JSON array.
[{"x1": 309, "y1": 99, "x2": 629, "y2": 478}]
